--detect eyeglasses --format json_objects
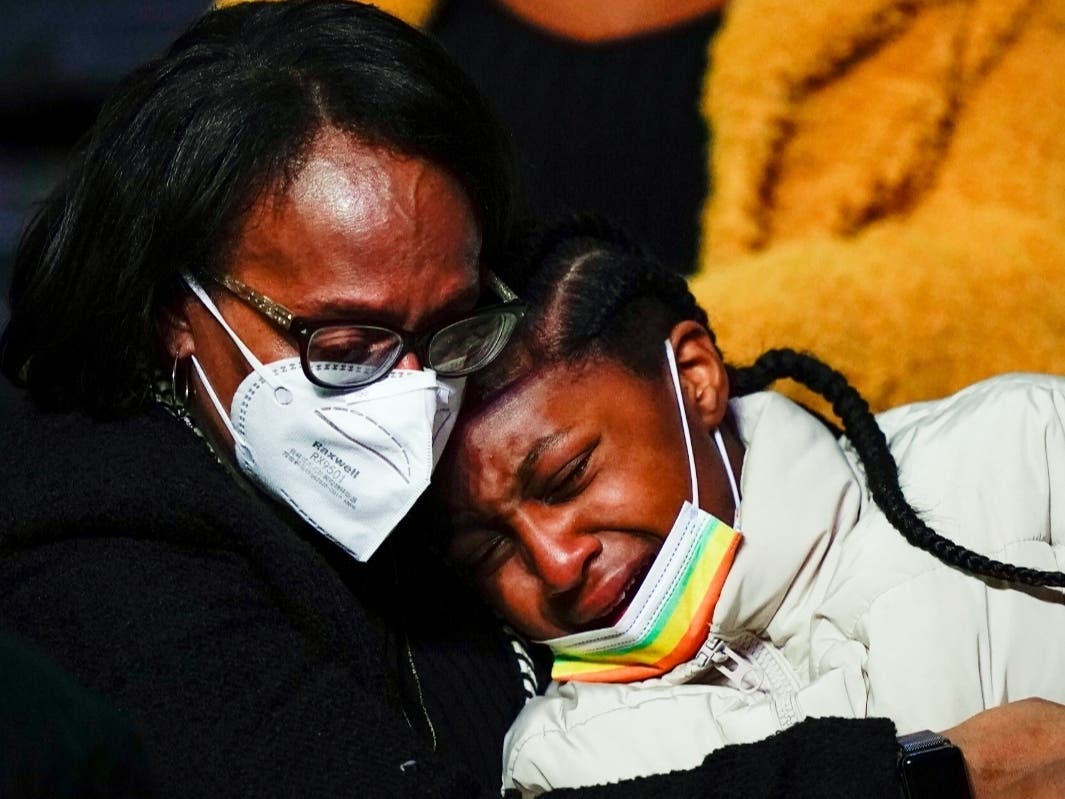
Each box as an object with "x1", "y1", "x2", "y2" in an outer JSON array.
[{"x1": 208, "y1": 270, "x2": 525, "y2": 389}]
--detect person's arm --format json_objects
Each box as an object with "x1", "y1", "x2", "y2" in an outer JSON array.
[
  {"x1": 511, "y1": 666, "x2": 1065, "y2": 798},
  {"x1": 946, "y1": 699, "x2": 1065, "y2": 799},
  {"x1": 540, "y1": 699, "x2": 1065, "y2": 799}
]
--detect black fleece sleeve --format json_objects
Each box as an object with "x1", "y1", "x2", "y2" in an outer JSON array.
[{"x1": 546, "y1": 716, "x2": 900, "y2": 799}]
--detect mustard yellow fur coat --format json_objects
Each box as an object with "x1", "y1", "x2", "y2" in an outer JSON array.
[{"x1": 329, "y1": 0, "x2": 1065, "y2": 411}]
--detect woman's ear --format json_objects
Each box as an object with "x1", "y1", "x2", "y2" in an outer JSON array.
[
  {"x1": 668, "y1": 320, "x2": 729, "y2": 428},
  {"x1": 159, "y1": 293, "x2": 197, "y2": 361}
]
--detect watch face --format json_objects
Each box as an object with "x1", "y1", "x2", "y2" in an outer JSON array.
[{"x1": 900, "y1": 746, "x2": 972, "y2": 799}]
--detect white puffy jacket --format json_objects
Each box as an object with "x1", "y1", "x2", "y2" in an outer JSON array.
[{"x1": 504, "y1": 374, "x2": 1065, "y2": 795}]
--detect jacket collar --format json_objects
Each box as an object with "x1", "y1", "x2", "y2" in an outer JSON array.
[{"x1": 711, "y1": 391, "x2": 865, "y2": 641}]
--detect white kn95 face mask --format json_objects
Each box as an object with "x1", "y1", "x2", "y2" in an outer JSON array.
[{"x1": 182, "y1": 273, "x2": 464, "y2": 562}]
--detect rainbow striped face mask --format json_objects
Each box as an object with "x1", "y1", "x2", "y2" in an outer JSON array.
[{"x1": 544, "y1": 341, "x2": 743, "y2": 684}]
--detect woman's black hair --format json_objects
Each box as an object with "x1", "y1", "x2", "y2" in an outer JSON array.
[
  {"x1": 0, "y1": 0, "x2": 517, "y2": 414},
  {"x1": 476, "y1": 215, "x2": 1065, "y2": 590}
]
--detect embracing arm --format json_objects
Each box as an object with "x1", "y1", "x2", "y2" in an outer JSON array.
[
  {"x1": 545, "y1": 700, "x2": 1065, "y2": 799},
  {"x1": 523, "y1": 688, "x2": 1065, "y2": 799}
]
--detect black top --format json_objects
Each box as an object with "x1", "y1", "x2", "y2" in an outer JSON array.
[
  {"x1": 0, "y1": 400, "x2": 526, "y2": 797},
  {"x1": 0, "y1": 397, "x2": 903, "y2": 798},
  {"x1": 433, "y1": 0, "x2": 720, "y2": 273}
]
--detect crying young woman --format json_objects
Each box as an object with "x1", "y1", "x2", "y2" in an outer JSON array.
[{"x1": 434, "y1": 218, "x2": 1065, "y2": 797}]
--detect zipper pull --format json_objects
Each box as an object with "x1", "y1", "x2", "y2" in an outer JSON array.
[{"x1": 701, "y1": 636, "x2": 765, "y2": 693}]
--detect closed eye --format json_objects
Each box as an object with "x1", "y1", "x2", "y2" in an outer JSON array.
[
  {"x1": 449, "y1": 528, "x2": 514, "y2": 580},
  {"x1": 542, "y1": 445, "x2": 596, "y2": 505}
]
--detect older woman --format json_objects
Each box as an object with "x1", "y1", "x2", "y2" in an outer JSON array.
[
  {"x1": 1, "y1": 1, "x2": 525, "y2": 794},
  {"x1": 4, "y1": 1, "x2": 1065, "y2": 797}
]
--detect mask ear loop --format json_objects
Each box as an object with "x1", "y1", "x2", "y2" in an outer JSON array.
[
  {"x1": 181, "y1": 273, "x2": 292, "y2": 405},
  {"x1": 714, "y1": 428, "x2": 742, "y2": 528},
  {"x1": 665, "y1": 341, "x2": 701, "y2": 509},
  {"x1": 186, "y1": 355, "x2": 246, "y2": 451},
  {"x1": 664, "y1": 341, "x2": 742, "y2": 524},
  {"x1": 179, "y1": 272, "x2": 291, "y2": 458}
]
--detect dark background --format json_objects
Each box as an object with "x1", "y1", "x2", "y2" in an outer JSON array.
[{"x1": 0, "y1": 1, "x2": 209, "y2": 410}]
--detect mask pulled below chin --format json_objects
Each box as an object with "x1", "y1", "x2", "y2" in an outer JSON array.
[{"x1": 544, "y1": 501, "x2": 741, "y2": 683}]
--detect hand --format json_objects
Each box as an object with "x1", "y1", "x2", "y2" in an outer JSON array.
[{"x1": 944, "y1": 698, "x2": 1065, "y2": 799}]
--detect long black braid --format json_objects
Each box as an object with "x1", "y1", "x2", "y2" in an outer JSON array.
[{"x1": 730, "y1": 348, "x2": 1065, "y2": 589}]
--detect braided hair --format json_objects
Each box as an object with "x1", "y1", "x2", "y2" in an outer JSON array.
[
  {"x1": 731, "y1": 349, "x2": 1065, "y2": 588},
  {"x1": 477, "y1": 216, "x2": 1065, "y2": 590},
  {"x1": 469, "y1": 216, "x2": 710, "y2": 399}
]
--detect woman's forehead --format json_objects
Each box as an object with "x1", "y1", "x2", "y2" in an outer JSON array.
[{"x1": 229, "y1": 130, "x2": 481, "y2": 328}]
